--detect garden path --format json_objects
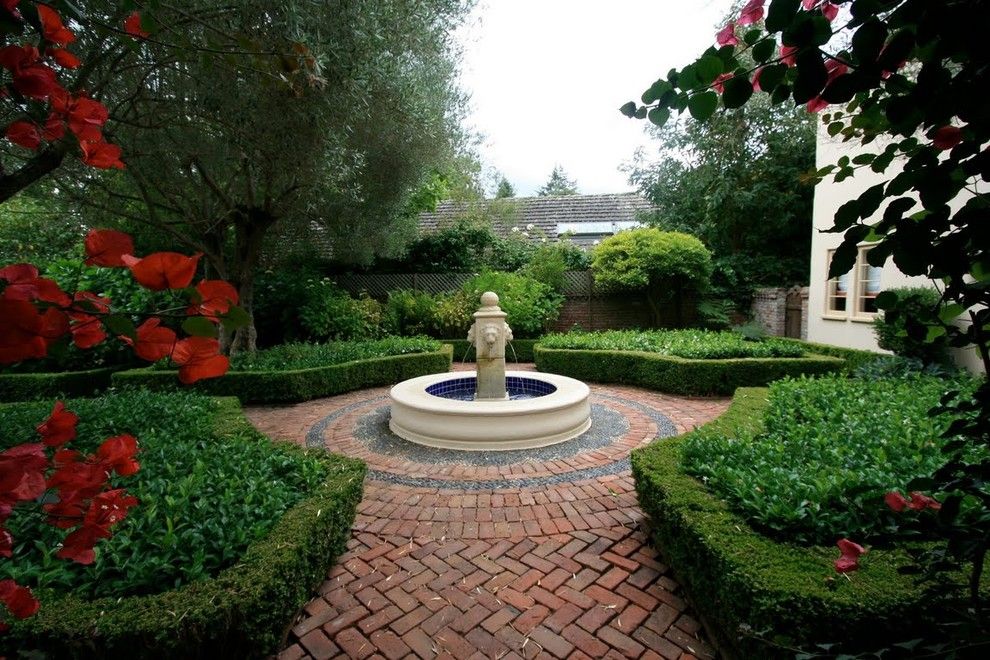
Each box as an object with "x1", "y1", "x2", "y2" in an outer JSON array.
[{"x1": 246, "y1": 364, "x2": 729, "y2": 660}]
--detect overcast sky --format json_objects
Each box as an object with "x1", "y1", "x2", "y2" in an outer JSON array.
[{"x1": 456, "y1": 0, "x2": 735, "y2": 197}]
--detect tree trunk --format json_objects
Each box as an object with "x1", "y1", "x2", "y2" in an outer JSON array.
[
  {"x1": 0, "y1": 145, "x2": 68, "y2": 203},
  {"x1": 227, "y1": 209, "x2": 275, "y2": 355}
]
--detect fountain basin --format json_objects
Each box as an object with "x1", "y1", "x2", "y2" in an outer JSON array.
[{"x1": 389, "y1": 370, "x2": 591, "y2": 450}]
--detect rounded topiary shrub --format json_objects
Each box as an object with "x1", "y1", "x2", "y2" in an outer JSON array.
[{"x1": 873, "y1": 287, "x2": 950, "y2": 366}]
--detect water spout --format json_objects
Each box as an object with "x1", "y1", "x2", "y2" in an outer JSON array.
[{"x1": 466, "y1": 291, "x2": 512, "y2": 400}]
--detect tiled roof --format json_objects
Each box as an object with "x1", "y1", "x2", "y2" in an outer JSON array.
[{"x1": 417, "y1": 192, "x2": 654, "y2": 239}]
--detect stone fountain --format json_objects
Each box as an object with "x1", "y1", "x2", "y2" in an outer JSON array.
[{"x1": 389, "y1": 292, "x2": 591, "y2": 450}]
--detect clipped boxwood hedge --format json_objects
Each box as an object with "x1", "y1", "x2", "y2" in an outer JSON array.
[
  {"x1": 631, "y1": 389, "x2": 966, "y2": 658},
  {"x1": 2, "y1": 398, "x2": 366, "y2": 659},
  {"x1": 445, "y1": 338, "x2": 539, "y2": 363},
  {"x1": 533, "y1": 346, "x2": 844, "y2": 396},
  {"x1": 111, "y1": 345, "x2": 453, "y2": 403},
  {"x1": 776, "y1": 338, "x2": 882, "y2": 374},
  {"x1": 0, "y1": 366, "x2": 119, "y2": 402}
]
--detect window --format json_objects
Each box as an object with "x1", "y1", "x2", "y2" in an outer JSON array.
[{"x1": 825, "y1": 247, "x2": 882, "y2": 319}]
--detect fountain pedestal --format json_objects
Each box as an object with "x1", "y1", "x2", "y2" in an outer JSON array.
[{"x1": 468, "y1": 291, "x2": 513, "y2": 400}]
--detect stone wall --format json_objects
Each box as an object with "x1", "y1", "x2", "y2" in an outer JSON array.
[{"x1": 750, "y1": 286, "x2": 808, "y2": 339}]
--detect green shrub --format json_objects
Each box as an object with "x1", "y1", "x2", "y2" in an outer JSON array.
[
  {"x1": 775, "y1": 338, "x2": 881, "y2": 373},
  {"x1": 461, "y1": 271, "x2": 563, "y2": 338},
  {"x1": 298, "y1": 277, "x2": 383, "y2": 341},
  {"x1": 0, "y1": 367, "x2": 119, "y2": 402},
  {"x1": 0, "y1": 391, "x2": 327, "y2": 598},
  {"x1": 253, "y1": 265, "x2": 321, "y2": 346},
  {"x1": 1, "y1": 395, "x2": 364, "y2": 657},
  {"x1": 539, "y1": 329, "x2": 806, "y2": 359},
  {"x1": 682, "y1": 375, "x2": 980, "y2": 543},
  {"x1": 229, "y1": 337, "x2": 442, "y2": 371},
  {"x1": 113, "y1": 343, "x2": 453, "y2": 403},
  {"x1": 518, "y1": 240, "x2": 589, "y2": 291},
  {"x1": 873, "y1": 287, "x2": 950, "y2": 365},
  {"x1": 533, "y1": 345, "x2": 843, "y2": 396},
  {"x1": 631, "y1": 388, "x2": 976, "y2": 658},
  {"x1": 385, "y1": 289, "x2": 438, "y2": 336}
]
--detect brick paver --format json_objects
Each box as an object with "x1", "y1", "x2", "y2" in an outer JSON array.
[{"x1": 249, "y1": 364, "x2": 728, "y2": 659}]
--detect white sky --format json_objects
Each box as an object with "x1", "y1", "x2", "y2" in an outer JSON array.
[{"x1": 456, "y1": 0, "x2": 735, "y2": 197}]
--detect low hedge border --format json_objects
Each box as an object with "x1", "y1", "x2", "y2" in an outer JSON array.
[
  {"x1": 0, "y1": 366, "x2": 120, "y2": 402},
  {"x1": 533, "y1": 346, "x2": 844, "y2": 396},
  {"x1": 631, "y1": 388, "x2": 960, "y2": 658},
  {"x1": 3, "y1": 397, "x2": 366, "y2": 659},
  {"x1": 445, "y1": 338, "x2": 539, "y2": 363},
  {"x1": 777, "y1": 338, "x2": 882, "y2": 373},
  {"x1": 110, "y1": 345, "x2": 453, "y2": 403}
]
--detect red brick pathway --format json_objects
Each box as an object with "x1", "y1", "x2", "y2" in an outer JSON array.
[{"x1": 247, "y1": 365, "x2": 729, "y2": 660}]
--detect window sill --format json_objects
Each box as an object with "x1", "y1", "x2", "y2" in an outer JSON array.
[
  {"x1": 851, "y1": 315, "x2": 877, "y2": 323},
  {"x1": 821, "y1": 314, "x2": 848, "y2": 321}
]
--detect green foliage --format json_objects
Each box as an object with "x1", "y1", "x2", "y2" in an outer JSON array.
[
  {"x1": 494, "y1": 176, "x2": 515, "y2": 198},
  {"x1": 631, "y1": 388, "x2": 968, "y2": 659},
  {"x1": 252, "y1": 265, "x2": 322, "y2": 347},
  {"x1": 461, "y1": 271, "x2": 564, "y2": 338},
  {"x1": 776, "y1": 337, "x2": 882, "y2": 374},
  {"x1": 539, "y1": 329, "x2": 805, "y2": 359},
  {"x1": 0, "y1": 367, "x2": 118, "y2": 402},
  {"x1": 873, "y1": 287, "x2": 950, "y2": 366},
  {"x1": 445, "y1": 338, "x2": 539, "y2": 363},
  {"x1": 591, "y1": 228, "x2": 712, "y2": 326},
  {"x1": 626, "y1": 97, "x2": 814, "y2": 296},
  {"x1": 1, "y1": 398, "x2": 364, "y2": 658},
  {"x1": 112, "y1": 345, "x2": 453, "y2": 403},
  {"x1": 229, "y1": 337, "x2": 442, "y2": 371},
  {"x1": 519, "y1": 239, "x2": 589, "y2": 291},
  {"x1": 533, "y1": 345, "x2": 843, "y2": 396},
  {"x1": 683, "y1": 375, "x2": 980, "y2": 544},
  {"x1": 430, "y1": 291, "x2": 476, "y2": 338},
  {"x1": 385, "y1": 289, "x2": 439, "y2": 336},
  {"x1": 0, "y1": 392, "x2": 326, "y2": 598},
  {"x1": 298, "y1": 277, "x2": 384, "y2": 341},
  {"x1": 535, "y1": 165, "x2": 578, "y2": 196},
  {"x1": 0, "y1": 192, "x2": 82, "y2": 266},
  {"x1": 853, "y1": 355, "x2": 960, "y2": 381}
]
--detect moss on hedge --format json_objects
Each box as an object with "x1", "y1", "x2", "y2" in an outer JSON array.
[
  {"x1": 2, "y1": 398, "x2": 366, "y2": 659},
  {"x1": 533, "y1": 346, "x2": 844, "y2": 396},
  {"x1": 0, "y1": 366, "x2": 118, "y2": 402},
  {"x1": 446, "y1": 338, "x2": 539, "y2": 363},
  {"x1": 111, "y1": 345, "x2": 453, "y2": 403},
  {"x1": 631, "y1": 389, "x2": 973, "y2": 658}
]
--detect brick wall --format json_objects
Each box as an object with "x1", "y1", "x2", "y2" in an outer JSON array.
[{"x1": 750, "y1": 286, "x2": 808, "y2": 338}]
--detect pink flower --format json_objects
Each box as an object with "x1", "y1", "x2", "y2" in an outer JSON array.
[
  {"x1": 885, "y1": 491, "x2": 908, "y2": 512},
  {"x1": 716, "y1": 22, "x2": 739, "y2": 47},
  {"x1": 712, "y1": 73, "x2": 734, "y2": 94},
  {"x1": 780, "y1": 45, "x2": 799, "y2": 66},
  {"x1": 834, "y1": 538, "x2": 866, "y2": 573},
  {"x1": 738, "y1": 0, "x2": 765, "y2": 26},
  {"x1": 908, "y1": 491, "x2": 941, "y2": 511},
  {"x1": 752, "y1": 67, "x2": 765, "y2": 92}
]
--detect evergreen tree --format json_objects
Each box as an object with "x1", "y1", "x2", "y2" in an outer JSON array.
[
  {"x1": 494, "y1": 176, "x2": 515, "y2": 198},
  {"x1": 536, "y1": 166, "x2": 578, "y2": 196}
]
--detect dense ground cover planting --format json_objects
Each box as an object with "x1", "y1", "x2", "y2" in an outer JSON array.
[
  {"x1": 539, "y1": 329, "x2": 806, "y2": 359},
  {"x1": 226, "y1": 337, "x2": 441, "y2": 371},
  {"x1": 0, "y1": 391, "x2": 326, "y2": 599},
  {"x1": 683, "y1": 374, "x2": 981, "y2": 544}
]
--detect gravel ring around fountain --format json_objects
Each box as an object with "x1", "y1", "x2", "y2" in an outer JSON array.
[{"x1": 304, "y1": 391, "x2": 678, "y2": 490}]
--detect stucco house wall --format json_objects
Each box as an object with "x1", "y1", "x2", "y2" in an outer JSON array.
[{"x1": 808, "y1": 124, "x2": 983, "y2": 371}]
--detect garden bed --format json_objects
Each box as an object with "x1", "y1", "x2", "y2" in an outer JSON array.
[
  {"x1": 1, "y1": 391, "x2": 365, "y2": 658},
  {"x1": 112, "y1": 338, "x2": 453, "y2": 403},
  {"x1": 534, "y1": 332, "x2": 843, "y2": 395},
  {"x1": 0, "y1": 365, "x2": 119, "y2": 402},
  {"x1": 631, "y1": 388, "x2": 973, "y2": 658}
]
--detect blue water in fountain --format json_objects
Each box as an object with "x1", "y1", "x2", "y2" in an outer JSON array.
[{"x1": 426, "y1": 376, "x2": 557, "y2": 401}]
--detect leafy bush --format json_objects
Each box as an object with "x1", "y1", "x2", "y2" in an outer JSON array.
[
  {"x1": 682, "y1": 375, "x2": 981, "y2": 543},
  {"x1": 538, "y1": 329, "x2": 805, "y2": 359},
  {"x1": 461, "y1": 271, "x2": 563, "y2": 338},
  {"x1": 0, "y1": 391, "x2": 327, "y2": 598},
  {"x1": 518, "y1": 239, "x2": 589, "y2": 291},
  {"x1": 853, "y1": 355, "x2": 961, "y2": 380},
  {"x1": 253, "y1": 265, "x2": 321, "y2": 346},
  {"x1": 298, "y1": 277, "x2": 384, "y2": 341},
  {"x1": 385, "y1": 289, "x2": 438, "y2": 336},
  {"x1": 873, "y1": 287, "x2": 951, "y2": 366},
  {"x1": 0, "y1": 367, "x2": 118, "y2": 402},
  {"x1": 229, "y1": 337, "x2": 442, "y2": 371}
]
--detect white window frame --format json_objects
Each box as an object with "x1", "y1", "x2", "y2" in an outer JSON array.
[{"x1": 824, "y1": 246, "x2": 881, "y2": 321}]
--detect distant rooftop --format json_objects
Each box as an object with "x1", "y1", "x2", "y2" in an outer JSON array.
[{"x1": 417, "y1": 192, "x2": 654, "y2": 245}]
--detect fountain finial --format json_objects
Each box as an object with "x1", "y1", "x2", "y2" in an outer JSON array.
[{"x1": 480, "y1": 291, "x2": 499, "y2": 308}]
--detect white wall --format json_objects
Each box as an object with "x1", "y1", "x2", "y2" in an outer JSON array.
[{"x1": 808, "y1": 124, "x2": 984, "y2": 372}]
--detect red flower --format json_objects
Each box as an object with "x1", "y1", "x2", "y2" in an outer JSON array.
[
  {"x1": 932, "y1": 126, "x2": 962, "y2": 151},
  {"x1": 752, "y1": 67, "x2": 765, "y2": 92},
  {"x1": 884, "y1": 491, "x2": 908, "y2": 512},
  {"x1": 123, "y1": 12, "x2": 150, "y2": 39},
  {"x1": 38, "y1": 307, "x2": 70, "y2": 345},
  {"x1": 780, "y1": 45, "x2": 799, "y2": 66},
  {"x1": 49, "y1": 48, "x2": 81, "y2": 69},
  {"x1": 69, "y1": 292, "x2": 111, "y2": 349},
  {"x1": 822, "y1": 2, "x2": 839, "y2": 21},
  {"x1": 716, "y1": 22, "x2": 739, "y2": 47},
  {"x1": 0, "y1": 528, "x2": 11, "y2": 558},
  {"x1": 0, "y1": 444, "x2": 47, "y2": 502},
  {"x1": 712, "y1": 72, "x2": 734, "y2": 94},
  {"x1": 62, "y1": 96, "x2": 109, "y2": 142},
  {"x1": 36, "y1": 401, "x2": 78, "y2": 447},
  {"x1": 56, "y1": 526, "x2": 106, "y2": 564},
  {"x1": 5, "y1": 120, "x2": 40, "y2": 149},
  {"x1": 171, "y1": 336, "x2": 229, "y2": 384},
  {"x1": 738, "y1": 0, "x2": 765, "y2": 26},
  {"x1": 807, "y1": 59, "x2": 848, "y2": 113},
  {"x1": 122, "y1": 318, "x2": 176, "y2": 362},
  {"x1": 0, "y1": 579, "x2": 40, "y2": 619},
  {"x1": 96, "y1": 435, "x2": 140, "y2": 477},
  {"x1": 79, "y1": 139, "x2": 124, "y2": 169},
  {"x1": 1, "y1": 0, "x2": 20, "y2": 16},
  {"x1": 189, "y1": 280, "x2": 239, "y2": 319},
  {"x1": 12, "y1": 62, "x2": 59, "y2": 99},
  {"x1": 908, "y1": 491, "x2": 941, "y2": 511},
  {"x1": 41, "y1": 112, "x2": 65, "y2": 141},
  {"x1": 37, "y1": 4, "x2": 76, "y2": 46},
  {"x1": 84, "y1": 488, "x2": 138, "y2": 529},
  {"x1": 122, "y1": 251, "x2": 201, "y2": 290},
  {"x1": 0, "y1": 263, "x2": 40, "y2": 299},
  {"x1": 0, "y1": 300, "x2": 48, "y2": 363},
  {"x1": 84, "y1": 229, "x2": 134, "y2": 267},
  {"x1": 834, "y1": 538, "x2": 866, "y2": 573}
]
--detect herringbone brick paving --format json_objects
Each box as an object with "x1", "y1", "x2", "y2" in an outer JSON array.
[{"x1": 248, "y1": 365, "x2": 729, "y2": 659}]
